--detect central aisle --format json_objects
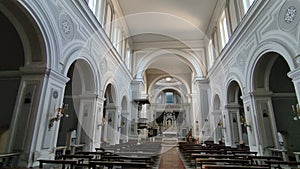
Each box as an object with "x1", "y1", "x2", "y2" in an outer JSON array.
[{"x1": 158, "y1": 147, "x2": 186, "y2": 169}]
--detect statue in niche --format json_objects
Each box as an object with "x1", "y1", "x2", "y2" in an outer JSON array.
[{"x1": 167, "y1": 118, "x2": 172, "y2": 129}]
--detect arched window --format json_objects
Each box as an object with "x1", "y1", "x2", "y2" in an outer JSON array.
[
  {"x1": 155, "y1": 90, "x2": 182, "y2": 104},
  {"x1": 208, "y1": 39, "x2": 215, "y2": 69},
  {"x1": 104, "y1": 3, "x2": 113, "y2": 37},
  {"x1": 219, "y1": 10, "x2": 229, "y2": 49},
  {"x1": 165, "y1": 92, "x2": 174, "y2": 104},
  {"x1": 125, "y1": 45, "x2": 131, "y2": 69},
  {"x1": 85, "y1": 0, "x2": 105, "y2": 25},
  {"x1": 242, "y1": 0, "x2": 255, "y2": 14},
  {"x1": 86, "y1": 0, "x2": 97, "y2": 13}
]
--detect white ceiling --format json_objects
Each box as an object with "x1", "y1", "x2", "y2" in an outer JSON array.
[
  {"x1": 117, "y1": 0, "x2": 217, "y2": 88},
  {"x1": 118, "y1": 0, "x2": 218, "y2": 43}
]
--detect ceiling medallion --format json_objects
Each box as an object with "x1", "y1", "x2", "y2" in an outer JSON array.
[{"x1": 284, "y1": 6, "x2": 297, "y2": 24}]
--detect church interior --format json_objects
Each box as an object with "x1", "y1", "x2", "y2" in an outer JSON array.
[{"x1": 1, "y1": 0, "x2": 300, "y2": 168}]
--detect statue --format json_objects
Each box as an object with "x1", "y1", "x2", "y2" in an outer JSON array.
[{"x1": 167, "y1": 118, "x2": 172, "y2": 129}]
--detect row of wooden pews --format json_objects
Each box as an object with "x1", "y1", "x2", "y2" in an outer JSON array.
[
  {"x1": 38, "y1": 141, "x2": 161, "y2": 168},
  {"x1": 0, "y1": 152, "x2": 20, "y2": 168},
  {"x1": 178, "y1": 141, "x2": 300, "y2": 169}
]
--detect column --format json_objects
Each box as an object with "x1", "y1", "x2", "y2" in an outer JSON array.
[
  {"x1": 92, "y1": 96, "x2": 105, "y2": 149},
  {"x1": 10, "y1": 68, "x2": 69, "y2": 167},
  {"x1": 193, "y1": 78, "x2": 210, "y2": 140},
  {"x1": 105, "y1": 104, "x2": 117, "y2": 145},
  {"x1": 241, "y1": 93, "x2": 259, "y2": 153},
  {"x1": 250, "y1": 90, "x2": 277, "y2": 155},
  {"x1": 288, "y1": 68, "x2": 300, "y2": 103}
]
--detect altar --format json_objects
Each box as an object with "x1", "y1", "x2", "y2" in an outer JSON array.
[
  {"x1": 163, "y1": 111, "x2": 177, "y2": 130},
  {"x1": 162, "y1": 111, "x2": 178, "y2": 145}
]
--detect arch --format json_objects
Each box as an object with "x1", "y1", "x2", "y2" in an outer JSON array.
[
  {"x1": 246, "y1": 40, "x2": 296, "y2": 92},
  {"x1": 58, "y1": 59, "x2": 98, "y2": 147},
  {"x1": 213, "y1": 94, "x2": 221, "y2": 111},
  {"x1": 227, "y1": 80, "x2": 242, "y2": 104},
  {"x1": 250, "y1": 52, "x2": 298, "y2": 156},
  {"x1": 226, "y1": 79, "x2": 246, "y2": 146},
  {"x1": 0, "y1": 1, "x2": 52, "y2": 157},
  {"x1": 135, "y1": 49, "x2": 204, "y2": 80},
  {"x1": 62, "y1": 47, "x2": 101, "y2": 94},
  {"x1": 0, "y1": 1, "x2": 48, "y2": 66},
  {"x1": 148, "y1": 75, "x2": 190, "y2": 95},
  {"x1": 102, "y1": 78, "x2": 119, "y2": 104},
  {"x1": 121, "y1": 96, "x2": 128, "y2": 112},
  {"x1": 225, "y1": 77, "x2": 244, "y2": 104},
  {"x1": 151, "y1": 86, "x2": 188, "y2": 104},
  {"x1": 103, "y1": 83, "x2": 117, "y2": 104}
]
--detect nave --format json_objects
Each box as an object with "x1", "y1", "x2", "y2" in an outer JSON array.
[{"x1": 1, "y1": 0, "x2": 300, "y2": 168}]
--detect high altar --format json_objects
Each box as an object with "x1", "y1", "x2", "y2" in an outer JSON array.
[
  {"x1": 163, "y1": 111, "x2": 177, "y2": 131},
  {"x1": 162, "y1": 111, "x2": 178, "y2": 145}
]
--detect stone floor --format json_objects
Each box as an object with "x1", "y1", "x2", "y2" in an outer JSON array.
[{"x1": 158, "y1": 146, "x2": 186, "y2": 169}]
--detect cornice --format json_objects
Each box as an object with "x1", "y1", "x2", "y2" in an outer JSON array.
[{"x1": 132, "y1": 40, "x2": 205, "y2": 51}]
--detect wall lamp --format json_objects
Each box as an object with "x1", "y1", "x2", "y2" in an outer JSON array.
[
  {"x1": 49, "y1": 103, "x2": 69, "y2": 129},
  {"x1": 240, "y1": 116, "x2": 251, "y2": 130},
  {"x1": 217, "y1": 120, "x2": 225, "y2": 129},
  {"x1": 118, "y1": 121, "x2": 126, "y2": 131},
  {"x1": 292, "y1": 104, "x2": 300, "y2": 121}
]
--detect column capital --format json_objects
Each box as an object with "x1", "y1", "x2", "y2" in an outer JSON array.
[
  {"x1": 288, "y1": 67, "x2": 300, "y2": 81},
  {"x1": 193, "y1": 77, "x2": 209, "y2": 84},
  {"x1": 97, "y1": 96, "x2": 106, "y2": 102}
]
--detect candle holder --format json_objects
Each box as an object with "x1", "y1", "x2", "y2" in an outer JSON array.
[
  {"x1": 48, "y1": 103, "x2": 69, "y2": 129},
  {"x1": 292, "y1": 104, "x2": 300, "y2": 121},
  {"x1": 240, "y1": 115, "x2": 251, "y2": 130}
]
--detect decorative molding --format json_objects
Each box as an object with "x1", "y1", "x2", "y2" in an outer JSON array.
[
  {"x1": 278, "y1": 0, "x2": 300, "y2": 31},
  {"x1": 58, "y1": 12, "x2": 74, "y2": 41},
  {"x1": 284, "y1": 6, "x2": 297, "y2": 24},
  {"x1": 132, "y1": 40, "x2": 205, "y2": 51},
  {"x1": 52, "y1": 91, "x2": 58, "y2": 99}
]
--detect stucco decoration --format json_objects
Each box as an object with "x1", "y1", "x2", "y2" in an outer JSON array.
[
  {"x1": 235, "y1": 53, "x2": 246, "y2": 73},
  {"x1": 53, "y1": 91, "x2": 58, "y2": 99},
  {"x1": 99, "y1": 57, "x2": 108, "y2": 73},
  {"x1": 59, "y1": 13, "x2": 74, "y2": 41},
  {"x1": 279, "y1": 0, "x2": 300, "y2": 31}
]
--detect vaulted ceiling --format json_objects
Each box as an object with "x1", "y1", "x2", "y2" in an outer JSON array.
[
  {"x1": 117, "y1": 0, "x2": 218, "y2": 93},
  {"x1": 118, "y1": 0, "x2": 218, "y2": 43}
]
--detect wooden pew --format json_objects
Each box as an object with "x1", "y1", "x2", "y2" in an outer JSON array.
[
  {"x1": 0, "y1": 152, "x2": 20, "y2": 167},
  {"x1": 227, "y1": 150, "x2": 258, "y2": 156},
  {"x1": 264, "y1": 160, "x2": 300, "y2": 169},
  {"x1": 100, "y1": 155, "x2": 154, "y2": 165},
  {"x1": 202, "y1": 164, "x2": 269, "y2": 169},
  {"x1": 75, "y1": 151, "x2": 113, "y2": 159},
  {"x1": 62, "y1": 154, "x2": 94, "y2": 167},
  {"x1": 191, "y1": 153, "x2": 236, "y2": 160},
  {"x1": 195, "y1": 158, "x2": 251, "y2": 168},
  {"x1": 38, "y1": 159, "x2": 77, "y2": 169},
  {"x1": 191, "y1": 154, "x2": 236, "y2": 167},
  {"x1": 89, "y1": 160, "x2": 149, "y2": 169},
  {"x1": 247, "y1": 156, "x2": 282, "y2": 165},
  {"x1": 54, "y1": 146, "x2": 67, "y2": 159}
]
